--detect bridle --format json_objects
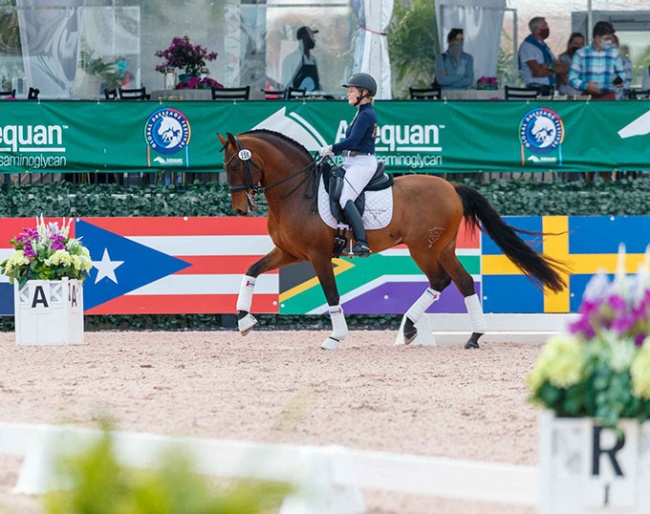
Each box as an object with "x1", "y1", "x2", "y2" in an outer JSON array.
[{"x1": 222, "y1": 134, "x2": 318, "y2": 208}]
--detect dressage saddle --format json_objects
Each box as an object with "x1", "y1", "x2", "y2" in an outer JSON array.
[{"x1": 321, "y1": 160, "x2": 393, "y2": 224}]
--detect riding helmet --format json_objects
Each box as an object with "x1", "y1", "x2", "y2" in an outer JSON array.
[{"x1": 343, "y1": 73, "x2": 377, "y2": 97}]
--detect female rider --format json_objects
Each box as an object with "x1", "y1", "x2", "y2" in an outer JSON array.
[{"x1": 318, "y1": 72, "x2": 378, "y2": 258}]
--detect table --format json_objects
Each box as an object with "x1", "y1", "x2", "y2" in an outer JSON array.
[
  {"x1": 441, "y1": 89, "x2": 504, "y2": 100},
  {"x1": 150, "y1": 89, "x2": 212, "y2": 101}
]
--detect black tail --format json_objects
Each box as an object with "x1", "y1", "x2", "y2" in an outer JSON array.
[{"x1": 455, "y1": 184, "x2": 568, "y2": 293}]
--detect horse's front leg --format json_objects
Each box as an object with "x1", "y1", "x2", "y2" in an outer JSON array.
[
  {"x1": 237, "y1": 247, "x2": 298, "y2": 335},
  {"x1": 310, "y1": 255, "x2": 347, "y2": 350}
]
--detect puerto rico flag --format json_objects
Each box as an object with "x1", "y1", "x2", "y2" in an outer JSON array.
[{"x1": 0, "y1": 217, "x2": 278, "y2": 316}]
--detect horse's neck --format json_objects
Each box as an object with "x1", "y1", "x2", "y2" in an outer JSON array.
[{"x1": 261, "y1": 153, "x2": 313, "y2": 210}]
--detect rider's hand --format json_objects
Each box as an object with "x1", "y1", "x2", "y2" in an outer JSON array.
[{"x1": 318, "y1": 145, "x2": 333, "y2": 157}]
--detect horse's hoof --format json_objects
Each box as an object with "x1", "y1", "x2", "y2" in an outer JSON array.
[
  {"x1": 321, "y1": 337, "x2": 340, "y2": 350},
  {"x1": 403, "y1": 318, "x2": 417, "y2": 345},
  {"x1": 238, "y1": 312, "x2": 258, "y2": 336},
  {"x1": 464, "y1": 332, "x2": 482, "y2": 349}
]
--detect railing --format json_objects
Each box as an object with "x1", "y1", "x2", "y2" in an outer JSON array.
[{"x1": 1, "y1": 422, "x2": 539, "y2": 512}]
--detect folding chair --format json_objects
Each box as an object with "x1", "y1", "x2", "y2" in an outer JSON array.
[
  {"x1": 628, "y1": 88, "x2": 650, "y2": 100},
  {"x1": 118, "y1": 87, "x2": 151, "y2": 100},
  {"x1": 409, "y1": 86, "x2": 441, "y2": 100},
  {"x1": 286, "y1": 87, "x2": 306, "y2": 99},
  {"x1": 211, "y1": 86, "x2": 250, "y2": 101},
  {"x1": 504, "y1": 86, "x2": 538, "y2": 100}
]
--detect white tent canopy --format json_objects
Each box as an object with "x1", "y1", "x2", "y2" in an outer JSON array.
[{"x1": 351, "y1": 0, "x2": 393, "y2": 99}]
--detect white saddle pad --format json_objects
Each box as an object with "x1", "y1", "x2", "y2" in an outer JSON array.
[{"x1": 317, "y1": 175, "x2": 393, "y2": 230}]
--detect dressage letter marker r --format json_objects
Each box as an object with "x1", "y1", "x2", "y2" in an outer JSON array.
[{"x1": 585, "y1": 423, "x2": 637, "y2": 509}]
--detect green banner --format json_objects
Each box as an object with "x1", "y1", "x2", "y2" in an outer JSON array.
[{"x1": 1, "y1": 100, "x2": 649, "y2": 175}]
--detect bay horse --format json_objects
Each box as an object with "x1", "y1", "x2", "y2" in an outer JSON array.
[{"x1": 217, "y1": 130, "x2": 566, "y2": 350}]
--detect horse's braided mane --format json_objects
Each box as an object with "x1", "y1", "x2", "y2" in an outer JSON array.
[{"x1": 241, "y1": 129, "x2": 313, "y2": 162}]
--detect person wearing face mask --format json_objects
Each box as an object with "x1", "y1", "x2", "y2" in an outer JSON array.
[
  {"x1": 556, "y1": 32, "x2": 585, "y2": 96},
  {"x1": 518, "y1": 17, "x2": 567, "y2": 96},
  {"x1": 317, "y1": 73, "x2": 378, "y2": 258},
  {"x1": 435, "y1": 28, "x2": 474, "y2": 90},
  {"x1": 612, "y1": 35, "x2": 632, "y2": 100},
  {"x1": 569, "y1": 21, "x2": 625, "y2": 100},
  {"x1": 281, "y1": 26, "x2": 321, "y2": 92}
]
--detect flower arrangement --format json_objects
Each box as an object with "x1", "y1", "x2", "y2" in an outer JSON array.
[
  {"x1": 176, "y1": 75, "x2": 223, "y2": 90},
  {"x1": 0, "y1": 216, "x2": 92, "y2": 289},
  {"x1": 476, "y1": 76, "x2": 498, "y2": 90},
  {"x1": 528, "y1": 245, "x2": 650, "y2": 427},
  {"x1": 155, "y1": 36, "x2": 218, "y2": 78}
]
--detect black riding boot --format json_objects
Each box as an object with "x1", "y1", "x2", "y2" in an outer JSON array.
[{"x1": 343, "y1": 200, "x2": 371, "y2": 258}]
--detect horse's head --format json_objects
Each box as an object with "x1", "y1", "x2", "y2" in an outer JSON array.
[{"x1": 218, "y1": 132, "x2": 263, "y2": 215}]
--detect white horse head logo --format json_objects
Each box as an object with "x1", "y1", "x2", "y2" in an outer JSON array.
[
  {"x1": 158, "y1": 116, "x2": 183, "y2": 149},
  {"x1": 531, "y1": 116, "x2": 556, "y2": 148}
]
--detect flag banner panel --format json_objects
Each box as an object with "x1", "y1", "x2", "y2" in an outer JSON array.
[{"x1": 2, "y1": 215, "x2": 650, "y2": 316}]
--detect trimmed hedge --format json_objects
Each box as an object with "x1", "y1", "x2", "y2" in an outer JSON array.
[
  {"x1": 3, "y1": 176, "x2": 650, "y2": 219},
  {"x1": 2, "y1": 176, "x2": 649, "y2": 331}
]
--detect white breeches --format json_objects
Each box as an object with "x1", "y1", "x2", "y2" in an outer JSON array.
[{"x1": 339, "y1": 155, "x2": 378, "y2": 207}]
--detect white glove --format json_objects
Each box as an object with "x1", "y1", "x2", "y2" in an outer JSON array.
[{"x1": 318, "y1": 145, "x2": 333, "y2": 157}]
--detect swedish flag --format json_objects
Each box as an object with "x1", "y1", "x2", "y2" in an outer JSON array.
[{"x1": 482, "y1": 216, "x2": 650, "y2": 313}]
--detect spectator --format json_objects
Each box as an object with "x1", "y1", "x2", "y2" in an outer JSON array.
[
  {"x1": 115, "y1": 55, "x2": 134, "y2": 88},
  {"x1": 281, "y1": 26, "x2": 321, "y2": 92},
  {"x1": 556, "y1": 32, "x2": 585, "y2": 96},
  {"x1": 569, "y1": 21, "x2": 625, "y2": 100},
  {"x1": 612, "y1": 35, "x2": 632, "y2": 100},
  {"x1": 518, "y1": 17, "x2": 567, "y2": 96},
  {"x1": 435, "y1": 28, "x2": 474, "y2": 90}
]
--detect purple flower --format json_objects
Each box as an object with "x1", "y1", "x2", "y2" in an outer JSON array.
[
  {"x1": 611, "y1": 315, "x2": 636, "y2": 335},
  {"x1": 50, "y1": 233, "x2": 66, "y2": 251},
  {"x1": 23, "y1": 242, "x2": 36, "y2": 259},
  {"x1": 568, "y1": 316, "x2": 596, "y2": 339},
  {"x1": 155, "y1": 36, "x2": 218, "y2": 76},
  {"x1": 16, "y1": 228, "x2": 38, "y2": 244},
  {"x1": 607, "y1": 293, "x2": 627, "y2": 313},
  {"x1": 635, "y1": 333, "x2": 646, "y2": 346},
  {"x1": 177, "y1": 76, "x2": 224, "y2": 90}
]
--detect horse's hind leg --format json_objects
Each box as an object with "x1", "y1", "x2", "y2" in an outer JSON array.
[
  {"x1": 401, "y1": 253, "x2": 451, "y2": 345},
  {"x1": 236, "y1": 247, "x2": 299, "y2": 335},
  {"x1": 439, "y1": 243, "x2": 486, "y2": 349}
]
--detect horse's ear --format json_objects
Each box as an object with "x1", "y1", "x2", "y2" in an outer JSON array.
[
  {"x1": 227, "y1": 132, "x2": 238, "y2": 147},
  {"x1": 217, "y1": 133, "x2": 228, "y2": 147}
]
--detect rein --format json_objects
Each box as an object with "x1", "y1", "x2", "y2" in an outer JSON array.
[{"x1": 224, "y1": 135, "x2": 318, "y2": 206}]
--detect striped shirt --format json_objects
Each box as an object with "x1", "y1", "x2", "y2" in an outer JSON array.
[{"x1": 569, "y1": 45, "x2": 625, "y2": 93}]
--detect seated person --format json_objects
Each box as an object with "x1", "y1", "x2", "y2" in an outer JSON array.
[{"x1": 435, "y1": 28, "x2": 474, "y2": 90}]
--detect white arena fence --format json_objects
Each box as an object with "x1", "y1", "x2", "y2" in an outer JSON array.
[{"x1": 0, "y1": 422, "x2": 539, "y2": 513}]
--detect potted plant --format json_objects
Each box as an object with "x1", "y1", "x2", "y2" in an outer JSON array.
[
  {"x1": 155, "y1": 36, "x2": 220, "y2": 89},
  {"x1": 1, "y1": 216, "x2": 92, "y2": 345},
  {"x1": 528, "y1": 245, "x2": 650, "y2": 513}
]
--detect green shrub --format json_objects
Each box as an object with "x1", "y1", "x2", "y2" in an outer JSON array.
[{"x1": 44, "y1": 428, "x2": 289, "y2": 514}]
